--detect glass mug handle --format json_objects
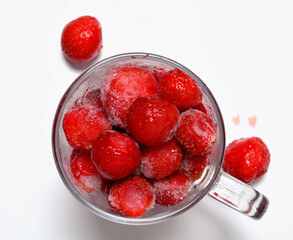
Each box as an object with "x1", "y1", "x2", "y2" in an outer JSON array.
[{"x1": 208, "y1": 171, "x2": 269, "y2": 219}]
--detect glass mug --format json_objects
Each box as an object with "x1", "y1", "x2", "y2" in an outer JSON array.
[{"x1": 52, "y1": 53, "x2": 268, "y2": 225}]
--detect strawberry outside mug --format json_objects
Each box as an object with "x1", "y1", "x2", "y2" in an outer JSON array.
[{"x1": 52, "y1": 52, "x2": 269, "y2": 225}]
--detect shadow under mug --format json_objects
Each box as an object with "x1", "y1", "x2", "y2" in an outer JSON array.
[{"x1": 52, "y1": 52, "x2": 269, "y2": 225}]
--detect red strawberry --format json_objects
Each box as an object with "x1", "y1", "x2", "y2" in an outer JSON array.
[
  {"x1": 159, "y1": 68, "x2": 202, "y2": 111},
  {"x1": 140, "y1": 139, "x2": 182, "y2": 179},
  {"x1": 181, "y1": 150, "x2": 208, "y2": 181},
  {"x1": 152, "y1": 171, "x2": 191, "y2": 206},
  {"x1": 63, "y1": 106, "x2": 111, "y2": 150},
  {"x1": 100, "y1": 66, "x2": 158, "y2": 129},
  {"x1": 70, "y1": 150, "x2": 102, "y2": 193},
  {"x1": 176, "y1": 109, "x2": 217, "y2": 155},
  {"x1": 127, "y1": 96, "x2": 179, "y2": 146},
  {"x1": 223, "y1": 137, "x2": 270, "y2": 184},
  {"x1": 108, "y1": 176, "x2": 155, "y2": 218},
  {"x1": 61, "y1": 16, "x2": 102, "y2": 63},
  {"x1": 75, "y1": 89, "x2": 104, "y2": 111},
  {"x1": 91, "y1": 130, "x2": 141, "y2": 180}
]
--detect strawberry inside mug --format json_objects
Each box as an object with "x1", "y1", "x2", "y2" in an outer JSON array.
[{"x1": 53, "y1": 53, "x2": 268, "y2": 224}]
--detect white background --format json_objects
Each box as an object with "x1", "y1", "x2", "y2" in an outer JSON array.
[{"x1": 0, "y1": 0, "x2": 292, "y2": 239}]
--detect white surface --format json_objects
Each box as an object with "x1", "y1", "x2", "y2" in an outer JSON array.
[{"x1": 0, "y1": 0, "x2": 292, "y2": 239}]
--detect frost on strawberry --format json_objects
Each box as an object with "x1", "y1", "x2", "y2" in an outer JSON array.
[
  {"x1": 152, "y1": 171, "x2": 192, "y2": 206},
  {"x1": 100, "y1": 66, "x2": 158, "y2": 129},
  {"x1": 74, "y1": 89, "x2": 104, "y2": 112},
  {"x1": 62, "y1": 106, "x2": 111, "y2": 150},
  {"x1": 140, "y1": 139, "x2": 182, "y2": 179},
  {"x1": 176, "y1": 109, "x2": 217, "y2": 155},
  {"x1": 70, "y1": 150, "x2": 102, "y2": 193},
  {"x1": 108, "y1": 176, "x2": 155, "y2": 218},
  {"x1": 181, "y1": 150, "x2": 208, "y2": 181},
  {"x1": 91, "y1": 130, "x2": 141, "y2": 180}
]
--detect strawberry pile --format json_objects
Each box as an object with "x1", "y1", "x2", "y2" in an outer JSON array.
[
  {"x1": 62, "y1": 64, "x2": 217, "y2": 218},
  {"x1": 60, "y1": 16, "x2": 271, "y2": 219}
]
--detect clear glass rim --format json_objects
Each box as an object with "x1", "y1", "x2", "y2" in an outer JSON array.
[{"x1": 52, "y1": 52, "x2": 226, "y2": 225}]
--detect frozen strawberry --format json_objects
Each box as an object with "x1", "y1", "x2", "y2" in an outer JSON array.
[
  {"x1": 181, "y1": 150, "x2": 208, "y2": 181},
  {"x1": 140, "y1": 139, "x2": 182, "y2": 179},
  {"x1": 70, "y1": 150, "x2": 102, "y2": 193},
  {"x1": 159, "y1": 69, "x2": 202, "y2": 111},
  {"x1": 63, "y1": 106, "x2": 111, "y2": 150},
  {"x1": 100, "y1": 66, "x2": 158, "y2": 129},
  {"x1": 176, "y1": 109, "x2": 217, "y2": 155},
  {"x1": 152, "y1": 171, "x2": 192, "y2": 206},
  {"x1": 91, "y1": 130, "x2": 141, "y2": 180},
  {"x1": 75, "y1": 89, "x2": 104, "y2": 111},
  {"x1": 223, "y1": 137, "x2": 270, "y2": 184},
  {"x1": 108, "y1": 176, "x2": 155, "y2": 218},
  {"x1": 127, "y1": 96, "x2": 179, "y2": 146},
  {"x1": 61, "y1": 16, "x2": 102, "y2": 63},
  {"x1": 132, "y1": 166, "x2": 143, "y2": 177}
]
